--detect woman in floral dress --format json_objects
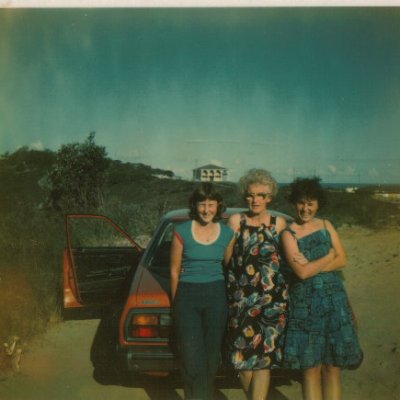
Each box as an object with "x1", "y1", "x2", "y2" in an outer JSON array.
[{"x1": 226, "y1": 169, "x2": 289, "y2": 400}]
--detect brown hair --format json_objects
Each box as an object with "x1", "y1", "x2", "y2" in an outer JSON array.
[{"x1": 188, "y1": 182, "x2": 226, "y2": 221}]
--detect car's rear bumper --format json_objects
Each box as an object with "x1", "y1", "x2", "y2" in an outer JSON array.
[{"x1": 117, "y1": 344, "x2": 180, "y2": 373}]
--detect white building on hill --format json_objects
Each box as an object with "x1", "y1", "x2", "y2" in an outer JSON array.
[{"x1": 192, "y1": 164, "x2": 228, "y2": 182}]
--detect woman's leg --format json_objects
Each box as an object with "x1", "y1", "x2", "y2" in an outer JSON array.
[
  {"x1": 321, "y1": 365, "x2": 341, "y2": 400},
  {"x1": 239, "y1": 370, "x2": 271, "y2": 400},
  {"x1": 174, "y1": 283, "x2": 207, "y2": 399},
  {"x1": 239, "y1": 370, "x2": 253, "y2": 395},
  {"x1": 250, "y1": 369, "x2": 271, "y2": 400},
  {"x1": 302, "y1": 366, "x2": 323, "y2": 400},
  {"x1": 202, "y1": 281, "x2": 228, "y2": 399}
]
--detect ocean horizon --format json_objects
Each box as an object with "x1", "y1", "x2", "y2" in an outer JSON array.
[{"x1": 277, "y1": 182, "x2": 400, "y2": 190}]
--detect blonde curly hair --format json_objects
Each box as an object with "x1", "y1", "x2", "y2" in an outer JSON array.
[{"x1": 238, "y1": 168, "x2": 278, "y2": 199}]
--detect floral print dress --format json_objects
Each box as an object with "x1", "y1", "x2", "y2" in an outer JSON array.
[{"x1": 226, "y1": 214, "x2": 289, "y2": 370}]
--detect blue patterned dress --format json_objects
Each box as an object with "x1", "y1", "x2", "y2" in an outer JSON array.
[
  {"x1": 283, "y1": 226, "x2": 363, "y2": 369},
  {"x1": 226, "y1": 214, "x2": 289, "y2": 370}
]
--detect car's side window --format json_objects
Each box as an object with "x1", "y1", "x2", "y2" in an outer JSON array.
[
  {"x1": 66, "y1": 215, "x2": 142, "y2": 305},
  {"x1": 69, "y1": 218, "x2": 133, "y2": 248},
  {"x1": 149, "y1": 221, "x2": 184, "y2": 268}
]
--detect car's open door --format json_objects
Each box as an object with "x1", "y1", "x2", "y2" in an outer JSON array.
[{"x1": 63, "y1": 214, "x2": 144, "y2": 309}]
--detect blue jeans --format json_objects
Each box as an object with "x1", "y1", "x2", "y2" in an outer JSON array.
[{"x1": 173, "y1": 280, "x2": 228, "y2": 400}]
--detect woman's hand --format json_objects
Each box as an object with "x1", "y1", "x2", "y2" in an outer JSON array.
[
  {"x1": 327, "y1": 247, "x2": 336, "y2": 261},
  {"x1": 292, "y1": 248, "x2": 335, "y2": 268},
  {"x1": 292, "y1": 252, "x2": 308, "y2": 265},
  {"x1": 321, "y1": 222, "x2": 347, "y2": 272}
]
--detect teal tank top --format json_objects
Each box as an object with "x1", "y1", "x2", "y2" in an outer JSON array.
[{"x1": 174, "y1": 220, "x2": 234, "y2": 283}]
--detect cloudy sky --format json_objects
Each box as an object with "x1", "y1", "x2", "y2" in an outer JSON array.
[{"x1": 1, "y1": 7, "x2": 400, "y2": 183}]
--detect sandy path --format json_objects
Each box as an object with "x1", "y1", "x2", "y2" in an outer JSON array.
[
  {"x1": 0, "y1": 319, "x2": 150, "y2": 400},
  {"x1": 334, "y1": 226, "x2": 400, "y2": 400},
  {"x1": 0, "y1": 226, "x2": 399, "y2": 400}
]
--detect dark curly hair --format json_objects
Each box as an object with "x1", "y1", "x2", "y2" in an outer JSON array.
[
  {"x1": 188, "y1": 182, "x2": 226, "y2": 221},
  {"x1": 288, "y1": 177, "x2": 327, "y2": 208}
]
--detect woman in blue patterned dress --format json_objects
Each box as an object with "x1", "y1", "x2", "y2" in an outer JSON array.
[
  {"x1": 226, "y1": 169, "x2": 289, "y2": 400},
  {"x1": 282, "y1": 177, "x2": 363, "y2": 400}
]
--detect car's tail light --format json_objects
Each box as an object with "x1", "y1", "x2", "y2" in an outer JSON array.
[
  {"x1": 129, "y1": 312, "x2": 172, "y2": 340},
  {"x1": 133, "y1": 315, "x2": 158, "y2": 325},
  {"x1": 133, "y1": 326, "x2": 159, "y2": 338}
]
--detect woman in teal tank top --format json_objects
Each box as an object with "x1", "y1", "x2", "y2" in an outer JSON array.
[
  {"x1": 282, "y1": 177, "x2": 363, "y2": 400},
  {"x1": 170, "y1": 183, "x2": 235, "y2": 400}
]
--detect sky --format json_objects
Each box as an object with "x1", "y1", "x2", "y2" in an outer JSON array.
[{"x1": 1, "y1": 7, "x2": 400, "y2": 183}]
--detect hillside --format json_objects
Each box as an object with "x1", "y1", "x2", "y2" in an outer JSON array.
[
  {"x1": 1, "y1": 148, "x2": 399, "y2": 231},
  {"x1": 0, "y1": 147, "x2": 399, "y2": 381}
]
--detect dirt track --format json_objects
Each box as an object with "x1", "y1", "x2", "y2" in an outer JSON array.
[
  {"x1": 0, "y1": 318, "x2": 296, "y2": 400},
  {"x1": 1, "y1": 226, "x2": 399, "y2": 400}
]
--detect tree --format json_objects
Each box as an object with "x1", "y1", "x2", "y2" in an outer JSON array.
[{"x1": 45, "y1": 133, "x2": 109, "y2": 211}]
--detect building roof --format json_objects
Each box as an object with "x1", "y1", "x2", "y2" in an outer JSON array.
[{"x1": 193, "y1": 164, "x2": 228, "y2": 171}]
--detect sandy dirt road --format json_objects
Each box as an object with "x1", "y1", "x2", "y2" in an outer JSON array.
[
  {"x1": 0, "y1": 318, "x2": 298, "y2": 400},
  {"x1": 1, "y1": 226, "x2": 399, "y2": 400}
]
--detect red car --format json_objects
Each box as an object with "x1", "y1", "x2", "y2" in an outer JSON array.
[{"x1": 63, "y1": 208, "x2": 291, "y2": 376}]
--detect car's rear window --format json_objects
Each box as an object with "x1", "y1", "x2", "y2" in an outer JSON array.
[{"x1": 147, "y1": 221, "x2": 183, "y2": 270}]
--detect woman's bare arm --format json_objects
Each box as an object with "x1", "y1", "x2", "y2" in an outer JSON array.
[
  {"x1": 224, "y1": 236, "x2": 236, "y2": 266},
  {"x1": 321, "y1": 220, "x2": 347, "y2": 272},
  {"x1": 227, "y1": 213, "x2": 241, "y2": 232},
  {"x1": 224, "y1": 214, "x2": 240, "y2": 266},
  {"x1": 170, "y1": 234, "x2": 183, "y2": 301},
  {"x1": 281, "y1": 229, "x2": 335, "y2": 280},
  {"x1": 275, "y1": 215, "x2": 287, "y2": 234}
]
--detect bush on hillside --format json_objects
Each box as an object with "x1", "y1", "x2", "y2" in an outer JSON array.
[{"x1": 44, "y1": 133, "x2": 109, "y2": 212}]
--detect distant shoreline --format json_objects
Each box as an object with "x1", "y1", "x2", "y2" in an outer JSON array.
[{"x1": 277, "y1": 182, "x2": 400, "y2": 191}]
